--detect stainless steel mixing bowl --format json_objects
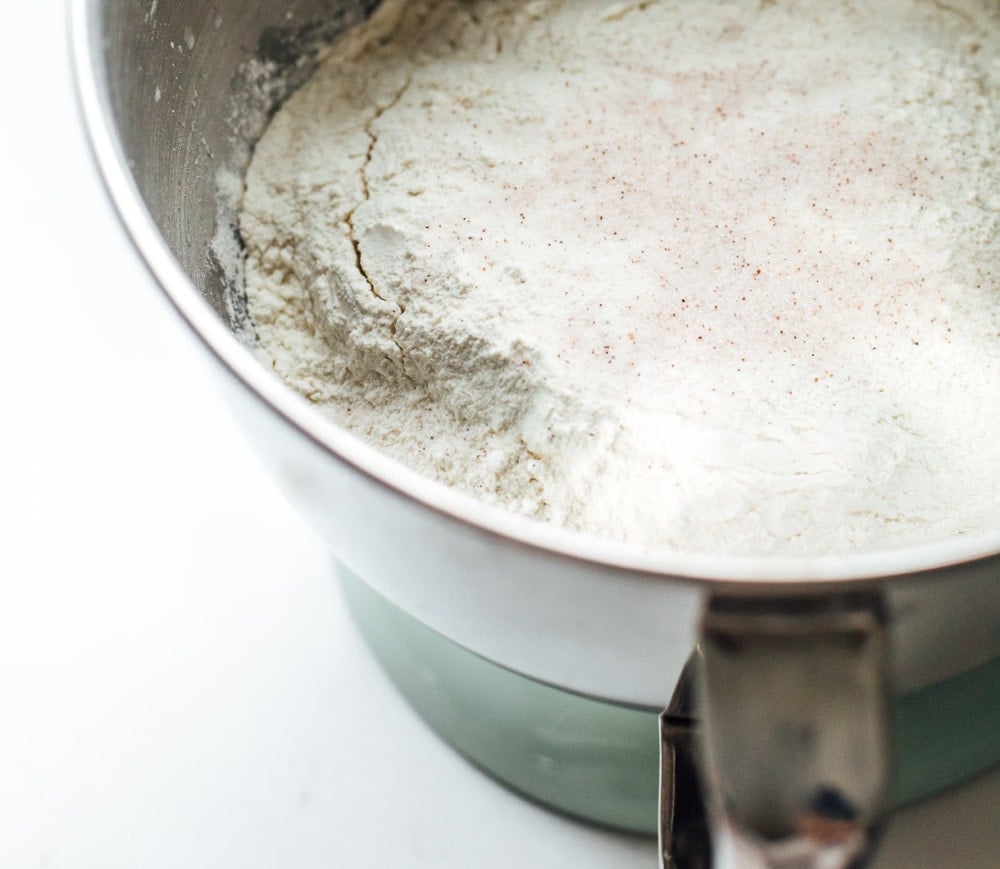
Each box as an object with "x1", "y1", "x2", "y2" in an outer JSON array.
[{"x1": 71, "y1": 0, "x2": 1000, "y2": 863}]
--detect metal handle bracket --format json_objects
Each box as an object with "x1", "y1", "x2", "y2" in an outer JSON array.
[{"x1": 698, "y1": 593, "x2": 890, "y2": 868}]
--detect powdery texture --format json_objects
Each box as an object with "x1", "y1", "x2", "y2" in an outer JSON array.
[{"x1": 241, "y1": 0, "x2": 1000, "y2": 556}]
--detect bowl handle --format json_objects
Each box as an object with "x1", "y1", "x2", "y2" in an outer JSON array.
[{"x1": 660, "y1": 593, "x2": 890, "y2": 868}]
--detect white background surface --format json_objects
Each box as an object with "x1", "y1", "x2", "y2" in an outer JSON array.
[{"x1": 0, "y1": 2, "x2": 996, "y2": 867}]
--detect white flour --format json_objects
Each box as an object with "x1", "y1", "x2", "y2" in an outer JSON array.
[{"x1": 240, "y1": 0, "x2": 1000, "y2": 556}]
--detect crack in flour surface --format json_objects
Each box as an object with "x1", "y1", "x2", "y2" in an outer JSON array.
[{"x1": 240, "y1": 0, "x2": 1000, "y2": 556}]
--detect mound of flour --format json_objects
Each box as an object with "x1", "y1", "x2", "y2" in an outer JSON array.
[{"x1": 240, "y1": 0, "x2": 1000, "y2": 556}]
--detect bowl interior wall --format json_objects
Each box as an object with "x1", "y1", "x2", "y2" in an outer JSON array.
[{"x1": 98, "y1": 0, "x2": 373, "y2": 323}]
